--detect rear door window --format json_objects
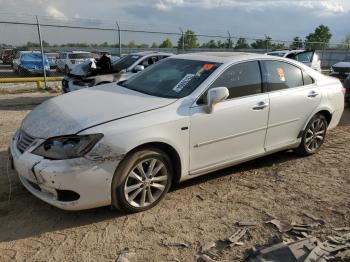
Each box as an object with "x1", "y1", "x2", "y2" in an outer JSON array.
[{"x1": 264, "y1": 61, "x2": 303, "y2": 91}]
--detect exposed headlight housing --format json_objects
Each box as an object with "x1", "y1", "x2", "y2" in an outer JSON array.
[
  {"x1": 73, "y1": 78, "x2": 95, "y2": 87},
  {"x1": 32, "y1": 134, "x2": 103, "y2": 160}
]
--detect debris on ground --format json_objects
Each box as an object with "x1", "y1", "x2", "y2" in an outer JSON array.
[
  {"x1": 237, "y1": 221, "x2": 258, "y2": 227},
  {"x1": 247, "y1": 233, "x2": 350, "y2": 262},
  {"x1": 196, "y1": 228, "x2": 249, "y2": 261},
  {"x1": 116, "y1": 248, "x2": 135, "y2": 262},
  {"x1": 267, "y1": 219, "x2": 293, "y2": 233},
  {"x1": 302, "y1": 211, "x2": 326, "y2": 225}
]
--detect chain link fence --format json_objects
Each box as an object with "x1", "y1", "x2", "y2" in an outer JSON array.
[{"x1": 1, "y1": 15, "x2": 349, "y2": 90}]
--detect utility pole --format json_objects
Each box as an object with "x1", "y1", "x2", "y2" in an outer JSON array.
[
  {"x1": 36, "y1": 15, "x2": 47, "y2": 88},
  {"x1": 179, "y1": 27, "x2": 184, "y2": 53},
  {"x1": 116, "y1": 20, "x2": 121, "y2": 56},
  {"x1": 227, "y1": 31, "x2": 232, "y2": 50}
]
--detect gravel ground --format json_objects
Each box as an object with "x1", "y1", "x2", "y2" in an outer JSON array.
[{"x1": 0, "y1": 93, "x2": 349, "y2": 262}]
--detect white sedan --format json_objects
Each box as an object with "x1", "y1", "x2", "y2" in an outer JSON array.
[{"x1": 9, "y1": 52, "x2": 345, "y2": 212}]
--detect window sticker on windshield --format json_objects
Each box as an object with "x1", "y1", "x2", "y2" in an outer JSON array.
[
  {"x1": 173, "y1": 74, "x2": 195, "y2": 93},
  {"x1": 276, "y1": 67, "x2": 286, "y2": 82},
  {"x1": 202, "y1": 63, "x2": 215, "y2": 71}
]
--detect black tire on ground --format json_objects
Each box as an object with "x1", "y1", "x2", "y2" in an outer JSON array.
[
  {"x1": 111, "y1": 148, "x2": 173, "y2": 213},
  {"x1": 294, "y1": 113, "x2": 328, "y2": 156},
  {"x1": 18, "y1": 67, "x2": 24, "y2": 77}
]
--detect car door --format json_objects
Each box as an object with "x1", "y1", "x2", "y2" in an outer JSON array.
[
  {"x1": 189, "y1": 61, "x2": 269, "y2": 174},
  {"x1": 263, "y1": 60, "x2": 321, "y2": 151}
]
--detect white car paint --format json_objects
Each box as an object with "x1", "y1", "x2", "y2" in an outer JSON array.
[
  {"x1": 10, "y1": 52, "x2": 344, "y2": 210},
  {"x1": 56, "y1": 51, "x2": 97, "y2": 73}
]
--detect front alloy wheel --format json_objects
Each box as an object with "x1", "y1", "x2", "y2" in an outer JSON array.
[
  {"x1": 295, "y1": 114, "x2": 327, "y2": 156},
  {"x1": 124, "y1": 158, "x2": 168, "y2": 208},
  {"x1": 113, "y1": 148, "x2": 173, "y2": 213}
]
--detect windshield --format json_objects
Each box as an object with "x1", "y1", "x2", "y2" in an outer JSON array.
[
  {"x1": 120, "y1": 58, "x2": 222, "y2": 98},
  {"x1": 68, "y1": 53, "x2": 96, "y2": 59},
  {"x1": 112, "y1": 54, "x2": 141, "y2": 72}
]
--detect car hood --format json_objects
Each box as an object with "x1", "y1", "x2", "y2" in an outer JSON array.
[
  {"x1": 21, "y1": 84, "x2": 176, "y2": 138},
  {"x1": 332, "y1": 62, "x2": 350, "y2": 68}
]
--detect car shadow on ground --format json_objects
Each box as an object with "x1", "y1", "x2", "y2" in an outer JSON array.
[{"x1": 0, "y1": 148, "x2": 301, "y2": 243}]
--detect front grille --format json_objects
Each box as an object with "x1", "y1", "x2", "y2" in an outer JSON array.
[{"x1": 16, "y1": 130, "x2": 36, "y2": 153}]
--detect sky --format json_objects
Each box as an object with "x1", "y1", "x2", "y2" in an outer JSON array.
[{"x1": 0, "y1": 0, "x2": 349, "y2": 46}]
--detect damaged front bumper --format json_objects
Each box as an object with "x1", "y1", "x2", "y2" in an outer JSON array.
[{"x1": 9, "y1": 135, "x2": 120, "y2": 211}]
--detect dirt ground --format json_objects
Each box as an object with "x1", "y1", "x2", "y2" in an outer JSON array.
[{"x1": 0, "y1": 92, "x2": 349, "y2": 262}]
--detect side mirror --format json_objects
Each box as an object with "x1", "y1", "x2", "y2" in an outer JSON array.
[
  {"x1": 206, "y1": 87, "x2": 229, "y2": 113},
  {"x1": 134, "y1": 65, "x2": 145, "y2": 72}
]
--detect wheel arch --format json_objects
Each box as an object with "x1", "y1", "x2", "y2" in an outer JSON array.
[
  {"x1": 126, "y1": 142, "x2": 182, "y2": 185},
  {"x1": 299, "y1": 108, "x2": 333, "y2": 138}
]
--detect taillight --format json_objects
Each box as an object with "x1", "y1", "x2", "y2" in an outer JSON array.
[{"x1": 71, "y1": 60, "x2": 76, "y2": 64}]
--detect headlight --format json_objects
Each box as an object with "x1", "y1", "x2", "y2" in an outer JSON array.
[{"x1": 32, "y1": 134, "x2": 103, "y2": 160}]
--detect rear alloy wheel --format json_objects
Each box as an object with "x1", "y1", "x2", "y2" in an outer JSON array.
[
  {"x1": 295, "y1": 114, "x2": 327, "y2": 156},
  {"x1": 113, "y1": 148, "x2": 173, "y2": 213}
]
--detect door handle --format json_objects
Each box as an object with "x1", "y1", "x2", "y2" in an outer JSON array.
[
  {"x1": 308, "y1": 91, "x2": 319, "y2": 98},
  {"x1": 252, "y1": 102, "x2": 269, "y2": 110}
]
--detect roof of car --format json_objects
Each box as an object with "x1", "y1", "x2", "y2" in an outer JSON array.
[
  {"x1": 19, "y1": 51, "x2": 42, "y2": 54},
  {"x1": 129, "y1": 51, "x2": 173, "y2": 56},
  {"x1": 171, "y1": 52, "x2": 266, "y2": 63}
]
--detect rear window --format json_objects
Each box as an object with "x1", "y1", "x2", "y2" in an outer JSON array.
[
  {"x1": 68, "y1": 53, "x2": 96, "y2": 59},
  {"x1": 112, "y1": 55, "x2": 142, "y2": 72},
  {"x1": 268, "y1": 52, "x2": 286, "y2": 57}
]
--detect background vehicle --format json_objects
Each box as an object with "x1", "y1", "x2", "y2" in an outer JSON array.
[
  {"x1": 330, "y1": 56, "x2": 350, "y2": 81},
  {"x1": 344, "y1": 74, "x2": 350, "y2": 103},
  {"x1": 10, "y1": 52, "x2": 344, "y2": 212},
  {"x1": 45, "y1": 52, "x2": 59, "y2": 69},
  {"x1": 266, "y1": 49, "x2": 321, "y2": 72},
  {"x1": 62, "y1": 51, "x2": 172, "y2": 93},
  {"x1": 12, "y1": 51, "x2": 50, "y2": 76},
  {"x1": 1, "y1": 49, "x2": 15, "y2": 64},
  {"x1": 56, "y1": 51, "x2": 99, "y2": 74}
]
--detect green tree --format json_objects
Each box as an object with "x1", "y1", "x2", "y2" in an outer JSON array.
[
  {"x1": 290, "y1": 37, "x2": 303, "y2": 49},
  {"x1": 178, "y1": 30, "x2": 198, "y2": 49},
  {"x1": 151, "y1": 42, "x2": 158, "y2": 48},
  {"x1": 201, "y1": 40, "x2": 218, "y2": 48},
  {"x1": 305, "y1": 24, "x2": 332, "y2": 49},
  {"x1": 235, "y1": 38, "x2": 250, "y2": 49},
  {"x1": 251, "y1": 36, "x2": 272, "y2": 49},
  {"x1": 159, "y1": 38, "x2": 173, "y2": 48},
  {"x1": 127, "y1": 41, "x2": 137, "y2": 48},
  {"x1": 338, "y1": 33, "x2": 350, "y2": 49}
]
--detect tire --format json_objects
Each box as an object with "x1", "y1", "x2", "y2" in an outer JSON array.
[
  {"x1": 294, "y1": 114, "x2": 328, "y2": 156},
  {"x1": 18, "y1": 67, "x2": 24, "y2": 77},
  {"x1": 112, "y1": 148, "x2": 173, "y2": 213}
]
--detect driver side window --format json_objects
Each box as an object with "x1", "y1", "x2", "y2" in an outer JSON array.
[{"x1": 198, "y1": 61, "x2": 262, "y2": 104}]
